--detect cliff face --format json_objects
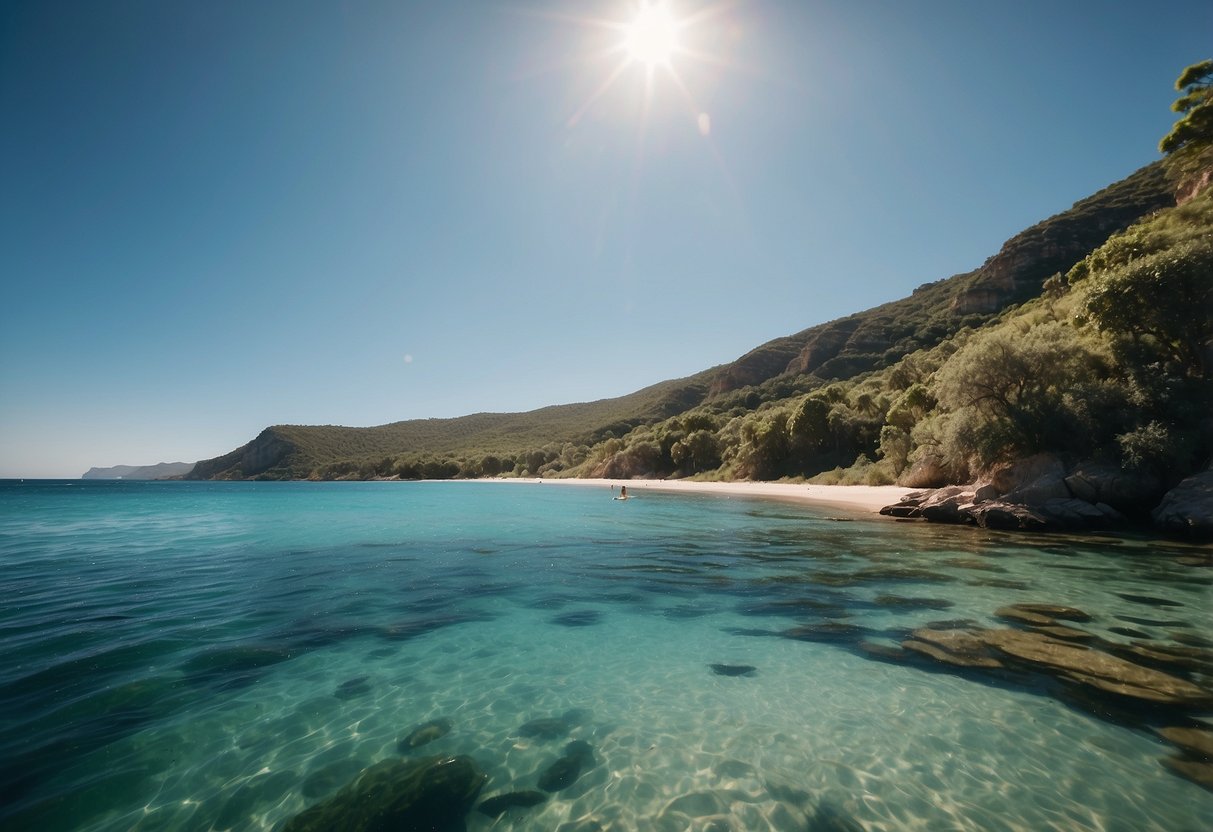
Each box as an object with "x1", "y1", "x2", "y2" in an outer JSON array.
[
  {"x1": 186, "y1": 429, "x2": 295, "y2": 480},
  {"x1": 704, "y1": 162, "x2": 1174, "y2": 397},
  {"x1": 950, "y1": 163, "x2": 1174, "y2": 315}
]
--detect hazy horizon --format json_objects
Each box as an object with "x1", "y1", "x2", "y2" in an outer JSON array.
[{"x1": 3, "y1": 0, "x2": 1210, "y2": 478}]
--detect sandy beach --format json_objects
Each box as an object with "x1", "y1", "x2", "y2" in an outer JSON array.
[{"x1": 501, "y1": 478, "x2": 913, "y2": 516}]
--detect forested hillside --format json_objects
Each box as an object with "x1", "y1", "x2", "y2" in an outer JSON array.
[{"x1": 187, "y1": 61, "x2": 1212, "y2": 490}]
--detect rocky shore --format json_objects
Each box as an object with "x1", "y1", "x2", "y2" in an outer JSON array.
[{"x1": 880, "y1": 455, "x2": 1213, "y2": 540}]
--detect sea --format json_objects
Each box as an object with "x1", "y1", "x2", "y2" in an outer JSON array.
[{"x1": 0, "y1": 479, "x2": 1209, "y2": 831}]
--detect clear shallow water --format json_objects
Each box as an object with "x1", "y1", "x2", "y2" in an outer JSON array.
[{"x1": 0, "y1": 480, "x2": 1209, "y2": 831}]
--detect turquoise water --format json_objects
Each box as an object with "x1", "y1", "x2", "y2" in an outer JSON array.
[{"x1": 0, "y1": 479, "x2": 1209, "y2": 831}]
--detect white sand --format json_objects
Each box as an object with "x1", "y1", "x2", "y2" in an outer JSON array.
[{"x1": 498, "y1": 477, "x2": 913, "y2": 516}]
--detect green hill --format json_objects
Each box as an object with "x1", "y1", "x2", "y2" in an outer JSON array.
[
  {"x1": 187, "y1": 373, "x2": 714, "y2": 479},
  {"x1": 186, "y1": 159, "x2": 1180, "y2": 481}
]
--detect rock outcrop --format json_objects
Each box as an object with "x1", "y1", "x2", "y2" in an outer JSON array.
[
  {"x1": 282, "y1": 755, "x2": 486, "y2": 832},
  {"x1": 1152, "y1": 470, "x2": 1213, "y2": 539},
  {"x1": 882, "y1": 453, "x2": 1213, "y2": 537}
]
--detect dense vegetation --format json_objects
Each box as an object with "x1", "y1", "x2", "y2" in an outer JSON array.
[{"x1": 189, "y1": 62, "x2": 1212, "y2": 490}]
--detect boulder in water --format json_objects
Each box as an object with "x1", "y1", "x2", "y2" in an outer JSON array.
[
  {"x1": 476, "y1": 790, "x2": 548, "y2": 816},
  {"x1": 709, "y1": 663, "x2": 757, "y2": 677},
  {"x1": 282, "y1": 755, "x2": 486, "y2": 832},
  {"x1": 398, "y1": 718, "x2": 453, "y2": 751},
  {"x1": 538, "y1": 740, "x2": 595, "y2": 792}
]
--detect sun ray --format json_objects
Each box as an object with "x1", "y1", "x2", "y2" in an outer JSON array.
[{"x1": 567, "y1": 58, "x2": 633, "y2": 128}]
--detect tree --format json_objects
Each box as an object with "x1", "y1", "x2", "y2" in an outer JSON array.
[
  {"x1": 1159, "y1": 59, "x2": 1213, "y2": 155},
  {"x1": 1160, "y1": 59, "x2": 1213, "y2": 198},
  {"x1": 1080, "y1": 236, "x2": 1213, "y2": 379},
  {"x1": 670, "y1": 430, "x2": 721, "y2": 475},
  {"x1": 933, "y1": 321, "x2": 1105, "y2": 466}
]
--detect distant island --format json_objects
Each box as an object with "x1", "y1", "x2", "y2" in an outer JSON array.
[{"x1": 82, "y1": 462, "x2": 195, "y2": 480}]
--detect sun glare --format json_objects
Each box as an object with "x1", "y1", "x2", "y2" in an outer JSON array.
[{"x1": 623, "y1": 3, "x2": 680, "y2": 67}]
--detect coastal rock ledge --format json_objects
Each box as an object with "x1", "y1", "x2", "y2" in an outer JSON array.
[
  {"x1": 1151, "y1": 470, "x2": 1213, "y2": 539},
  {"x1": 881, "y1": 455, "x2": 1213, "y2": 538}
]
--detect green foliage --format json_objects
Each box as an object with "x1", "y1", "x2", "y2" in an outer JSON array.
[
  {"x1": 670, "y1": 430, "x2": 721, "y2": 475},
  {"x1": 1159, "y1": 59, "x2": 1213, "y2": 155},
  {"x1": 932, "y1": 320, "x2": 1107, "y2": 467},
  {"x1": 1079, "y1": 236, "x2": 1213, "y2": 378}
]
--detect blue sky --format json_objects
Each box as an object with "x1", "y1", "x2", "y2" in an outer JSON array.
[{"x1": 2, "y1": 0, "x2": 1210, "y2": 478}]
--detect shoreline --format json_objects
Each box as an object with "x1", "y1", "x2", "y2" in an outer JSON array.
[{"x1": 486, "y1": 477, "x2": 913, "y2": 517}]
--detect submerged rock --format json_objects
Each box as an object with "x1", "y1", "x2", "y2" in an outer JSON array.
[
  {"x1": 782, "y1": 621, "x2": 869, "y2": 644},
  {"x1": 335, "y1": 676, "x2": 372, "y2": 699},
  {"x1": 709, "y1": 663, "x2": 757, "y2": 677},
  {"x1": 551, "y1": 610, "x2": 602, "y2": 627},
  {"x1": 982, "y1": 629, "x2": 1213, "y2": 708},
  {"x1": 282, "y1": 755, "x2": 486, "y2": 832},
  {"x1": 1161, "y1": 756, "x2": 1213, "y2": 792},
  {"x1": 180, "y1": 645, "x2": 294, "y2": 688},
  {"x1": 398, "y1": 718, "x2": 453, "y2": 751},
  {"x1": 902, "y1": 628, "x2": 1003, "y2": 669},
  {"x1": 995, "y1": 606, "x2": 1055, "y2": 627},
  {"x1": 872, "y1": 594, "x2": 954, "y2": 611},
  {"x1": 517, "y1": 709, "x2": 586, "y2": 741},
  {"x1": 476, "y1": 790, "x2": 548, "y2": 816},
  {"x1": 1157, "y1": 726, "x2": 1213, "y2": 760},
  {"x1": 1033, "y1": 625, "x2": 1098, "y2": 642},
  {"x1": 301, "y1": 759, "x2": 368, "y2": 799},
  {"x1": 538, "y1": 740, "x2": 595, "y2": 792}
]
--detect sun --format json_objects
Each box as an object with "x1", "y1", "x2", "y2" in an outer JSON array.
[
  {"x1": 622, "y1": 3, "x2": 681, "y2": 67},
  {"x1": 551, "y1": 0, "x2": 736, "y2": 129}
]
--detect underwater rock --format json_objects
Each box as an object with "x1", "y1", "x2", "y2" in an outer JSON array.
[
  {"x1": 476, "y1": 790, "x2": 548, "y2": 816},
  {"x1": 994, "y1": 606, "x2": 1055, "y2": 627},
  {"x1": 709, "y1": 663, "x2": 757, "y2": 677},
  {"x1": 538, "y1": 740, "x2": 595, "y2": 792},
  {"x1": 379, "y1": 612, "x2": 491, "y2": 642},
  {"x1": 180, "y1": 645, "x2": 294, "y2": 688},
  {"x1": 738, "y1": 597, "x2": 852, "y2": 619},
  {"x1": 517, "y1": 709, "x2": 587, "y2": 741},
  {"x1": 398, "y1": 718, "x2": 453, "y2": 751},
  {"x1": 1157, "y1": 726, "x2": 1213, "y2": 760},
  {"x1": 518, "y1": 717, "x2": 570, "y2": 740},
  {"x1": 872, "y1": 594, "x2": 954, "y2": 610},
  {"x1": 1161, "y1": 756, "x2": 1213, "y2": 791},
  {"x1": 981, "y1": 629, "x2": 1213, "y2": 708},
  {"x1": 902, "y1": 628, "x2": 1003, "y2": 669},
  {"x1": 965, "y1": 577, "x2": 1031, "y2": 590},
  {"x1": 852, "y1": 566, "x2": 957, "y2": 584},
  {"x1": 1113, "y1": 642, "x2": 1213, "y2": 675},
  {"x1": 335, "y1": 676, "x2": 372, "y2": 699},
  {"x1": 282, "y1": 755, "x2": 486, "y2": 832},
  {"x1": 855, "y1": 640, "x2": 909, "y2": 662},
  {"x1": 805, "y1": 799, "x2": 866, "y2": 832},
  {"x1": 302, "y1": 759, "x2": 368, "y2": 799},
  {"x1": 551, "y1": 610, "x2": 603, "y2": 627},
  {"x1": 782, "y1": 621, "x2": 869, "y2": 644},
  {"x1": 1033, "y1": 625, "x2": 1098, "y2": 642},
  {"x1": 1171, "y1": 631, "x2": 1213, "y2": 648},
  {"x1": 1116, "y1": 593, "x2": 1184, "y2": 608}
]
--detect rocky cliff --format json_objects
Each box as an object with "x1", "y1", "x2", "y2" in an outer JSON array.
[{"x1": 707, "y1": 162, "x2": 1174, "y2": 397}]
